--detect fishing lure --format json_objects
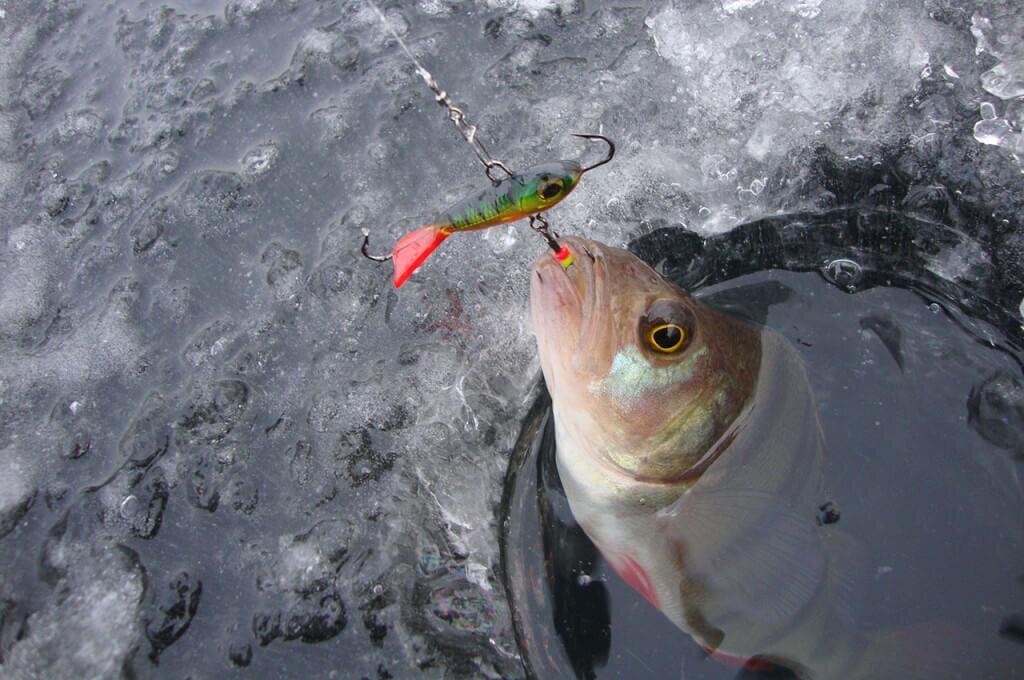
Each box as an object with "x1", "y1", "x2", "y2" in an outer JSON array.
[{"x1": 362, "y1": 134, "x2": 615, "y2": 287}]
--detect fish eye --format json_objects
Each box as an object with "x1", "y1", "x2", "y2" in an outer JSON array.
[
  {"x1": 539, "y1": 179, "x2": 563, "y2": 200},
  {"x1": 646, "y1": 323, "x2": 686, "y2": 353},
  {"x1": 639, "y1": 300, "x2": 693, "y2": 356}
]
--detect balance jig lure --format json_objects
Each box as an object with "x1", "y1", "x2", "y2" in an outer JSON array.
[{"x1": 362, "y1": 133, "x2": 615, "y2": 287}]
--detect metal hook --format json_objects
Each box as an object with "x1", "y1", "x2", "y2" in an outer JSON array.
[
  {"x1": 485, "y1": 160, "x2": 515, "y2": 185},
  {"x1": 361, "y1": 232, "x2": 392, "y2": 262},
  {"x1": 572, "y1": 133, "x2": 616, "y2": 174},
  {"x1": 529, "y1": 214, "x2": 561, "y2": 254}
]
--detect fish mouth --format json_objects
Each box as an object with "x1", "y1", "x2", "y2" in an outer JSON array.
[
  {"x1": 530, "y1": 236, "x2": 612, "y2": 370},
  {"x1": 530, "y1": 236, "x2": 603, "y2": 321}
]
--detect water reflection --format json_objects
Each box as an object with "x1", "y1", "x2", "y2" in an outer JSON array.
[{"x1": 968, "y1": 371, "x2": 1024, "y2": 458}]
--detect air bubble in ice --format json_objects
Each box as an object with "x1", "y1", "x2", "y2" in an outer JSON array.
[
  {"x1": 701, "y1": 154, "x2": 737, "y2": 182},
  {"x1": 119, "y1": 495, "x2": 140, "y2": 519},
  {"x1": 822, "y1": 258, "x2": 863, "y2": 289},
  {"x1": 242, "y1": 141, "x2": 280, "y2": 180}
]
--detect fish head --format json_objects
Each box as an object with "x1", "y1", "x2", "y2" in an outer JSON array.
[
  {"x1": 516, "y1": 161, "x2": 584, "y2": 214},
  {"x1": 530, "y1": 237, "x2": 761, "y2": 483}
]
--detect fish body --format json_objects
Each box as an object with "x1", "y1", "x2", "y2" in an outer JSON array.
[
  {"x1": 390, "y1": 161, "x2": 584, "y2": 287},
  {"x1": 528, "y1": 237, "x2": 960, "y2": 678}
]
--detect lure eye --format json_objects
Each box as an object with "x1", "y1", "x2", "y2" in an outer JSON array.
[
  {"x1": 539, "y1": 179, "x2": 563, "y2": 200},
  {"x1": 639, "y1": 299, "x2": 694, "y2": 356}
]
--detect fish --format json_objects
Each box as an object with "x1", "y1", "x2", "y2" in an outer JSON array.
[
  {"x1": 369, "y1": 135, "x2": 614, "y2": 288},
  {"x1": 529, "y1": 236, "x2": 974, "y2": 678}
]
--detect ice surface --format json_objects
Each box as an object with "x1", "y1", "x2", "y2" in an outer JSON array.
[
  {"x1": 971, "y1": 12, "x2": 1024, "y2": 171},
  {"x1": 5, "y1": 541, "x2": 144, "y2": 679},
  {"x1": 0, "y1": 454, "x2": 35, "y2": 539},
  {"x1": 0, "y1": 0, "x2": 1021, "y2": 676}
]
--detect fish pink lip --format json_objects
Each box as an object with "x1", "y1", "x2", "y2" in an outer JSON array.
[
  {"x1": 532, "y1": 236, "x2": 602, "y2": 302},
  {"x1": 531, "y1": 248, "x2": 584, "y2": 312}
]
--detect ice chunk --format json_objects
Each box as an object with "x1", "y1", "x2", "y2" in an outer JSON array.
[
  {"x1": 974, "y1": 116, "x2": 1015, "y2": 147},
  {"x1": 4, "y1": 544, "x2": 144, "y2": 678},
  {"x1": 970, "y1": 13, "x2": 1024, "y2": 171},
  {"x1": 971, "y1": 13, "x2": 1024, "y2": 100}
]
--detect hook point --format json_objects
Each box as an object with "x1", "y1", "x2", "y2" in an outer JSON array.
[
  {"x1": 572, "y1": 133, "x2": 616, "y2": 174},
  {"x1": 361, "y1": 233, "x2": 393, "y2": 263}
]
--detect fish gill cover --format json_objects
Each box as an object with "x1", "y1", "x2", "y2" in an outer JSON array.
[{"x1": 0, "y1": 0, "x2": 1022, "y2": 677}]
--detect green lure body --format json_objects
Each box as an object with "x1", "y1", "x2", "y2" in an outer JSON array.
[
  {"x1": 380, "y1": 134, "x2": 614, "y2": 287},
  {"x1": 430, "y1": 160, "x2": 584, "y2": 233}
]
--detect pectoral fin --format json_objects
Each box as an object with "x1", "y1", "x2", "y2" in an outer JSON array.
[{"x1": 658, "y1": 487, "x2": 828, "y2": 633}]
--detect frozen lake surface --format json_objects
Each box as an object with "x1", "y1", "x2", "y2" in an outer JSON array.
[{"x1": 0, "y1": 0, "x2": 1023, "y2": 677}]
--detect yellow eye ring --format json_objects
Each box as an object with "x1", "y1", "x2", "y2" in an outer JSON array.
[{"x1": 646, "y1": 323, "x2": 686, "y2": 353}]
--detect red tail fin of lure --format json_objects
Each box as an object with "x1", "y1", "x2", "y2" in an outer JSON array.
[{"x1": 392, "y1": 226, "x2": 450, "y2": 288}]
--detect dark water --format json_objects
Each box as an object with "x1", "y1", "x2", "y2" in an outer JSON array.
[{"x1": 501, "y1": 211, "x2": 1024, "y2": 679}]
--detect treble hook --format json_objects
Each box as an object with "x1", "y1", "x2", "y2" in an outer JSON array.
[
  {"x1": 573, "y1": 133, "x2": 616, "y2": 174},
  {"x1": 529, "y1": 214, "x2": 561, "y2": 254},
  {"x1": 361, "y1": 232, "x2": 392, "y2": 262}
]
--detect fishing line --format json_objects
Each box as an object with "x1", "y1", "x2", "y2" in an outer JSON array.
[
  {"x1": 364, "y1": 0, "x2": 513, "y2": 183},
  {"x1": 362, "y1": 0, "x2": 566, "y2": 256}
]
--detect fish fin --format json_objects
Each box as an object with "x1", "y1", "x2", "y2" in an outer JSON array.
[
  {"x1": 658, "y1": 487, "x2": 827, "y2": 630},
  {"x1": 392, "y1": 226, "x2": 450, "y2": 288}
]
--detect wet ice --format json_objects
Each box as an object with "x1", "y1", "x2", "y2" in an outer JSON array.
[{"x1": 0, "y1": 0, "x2": 1023, "y2": 676}]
